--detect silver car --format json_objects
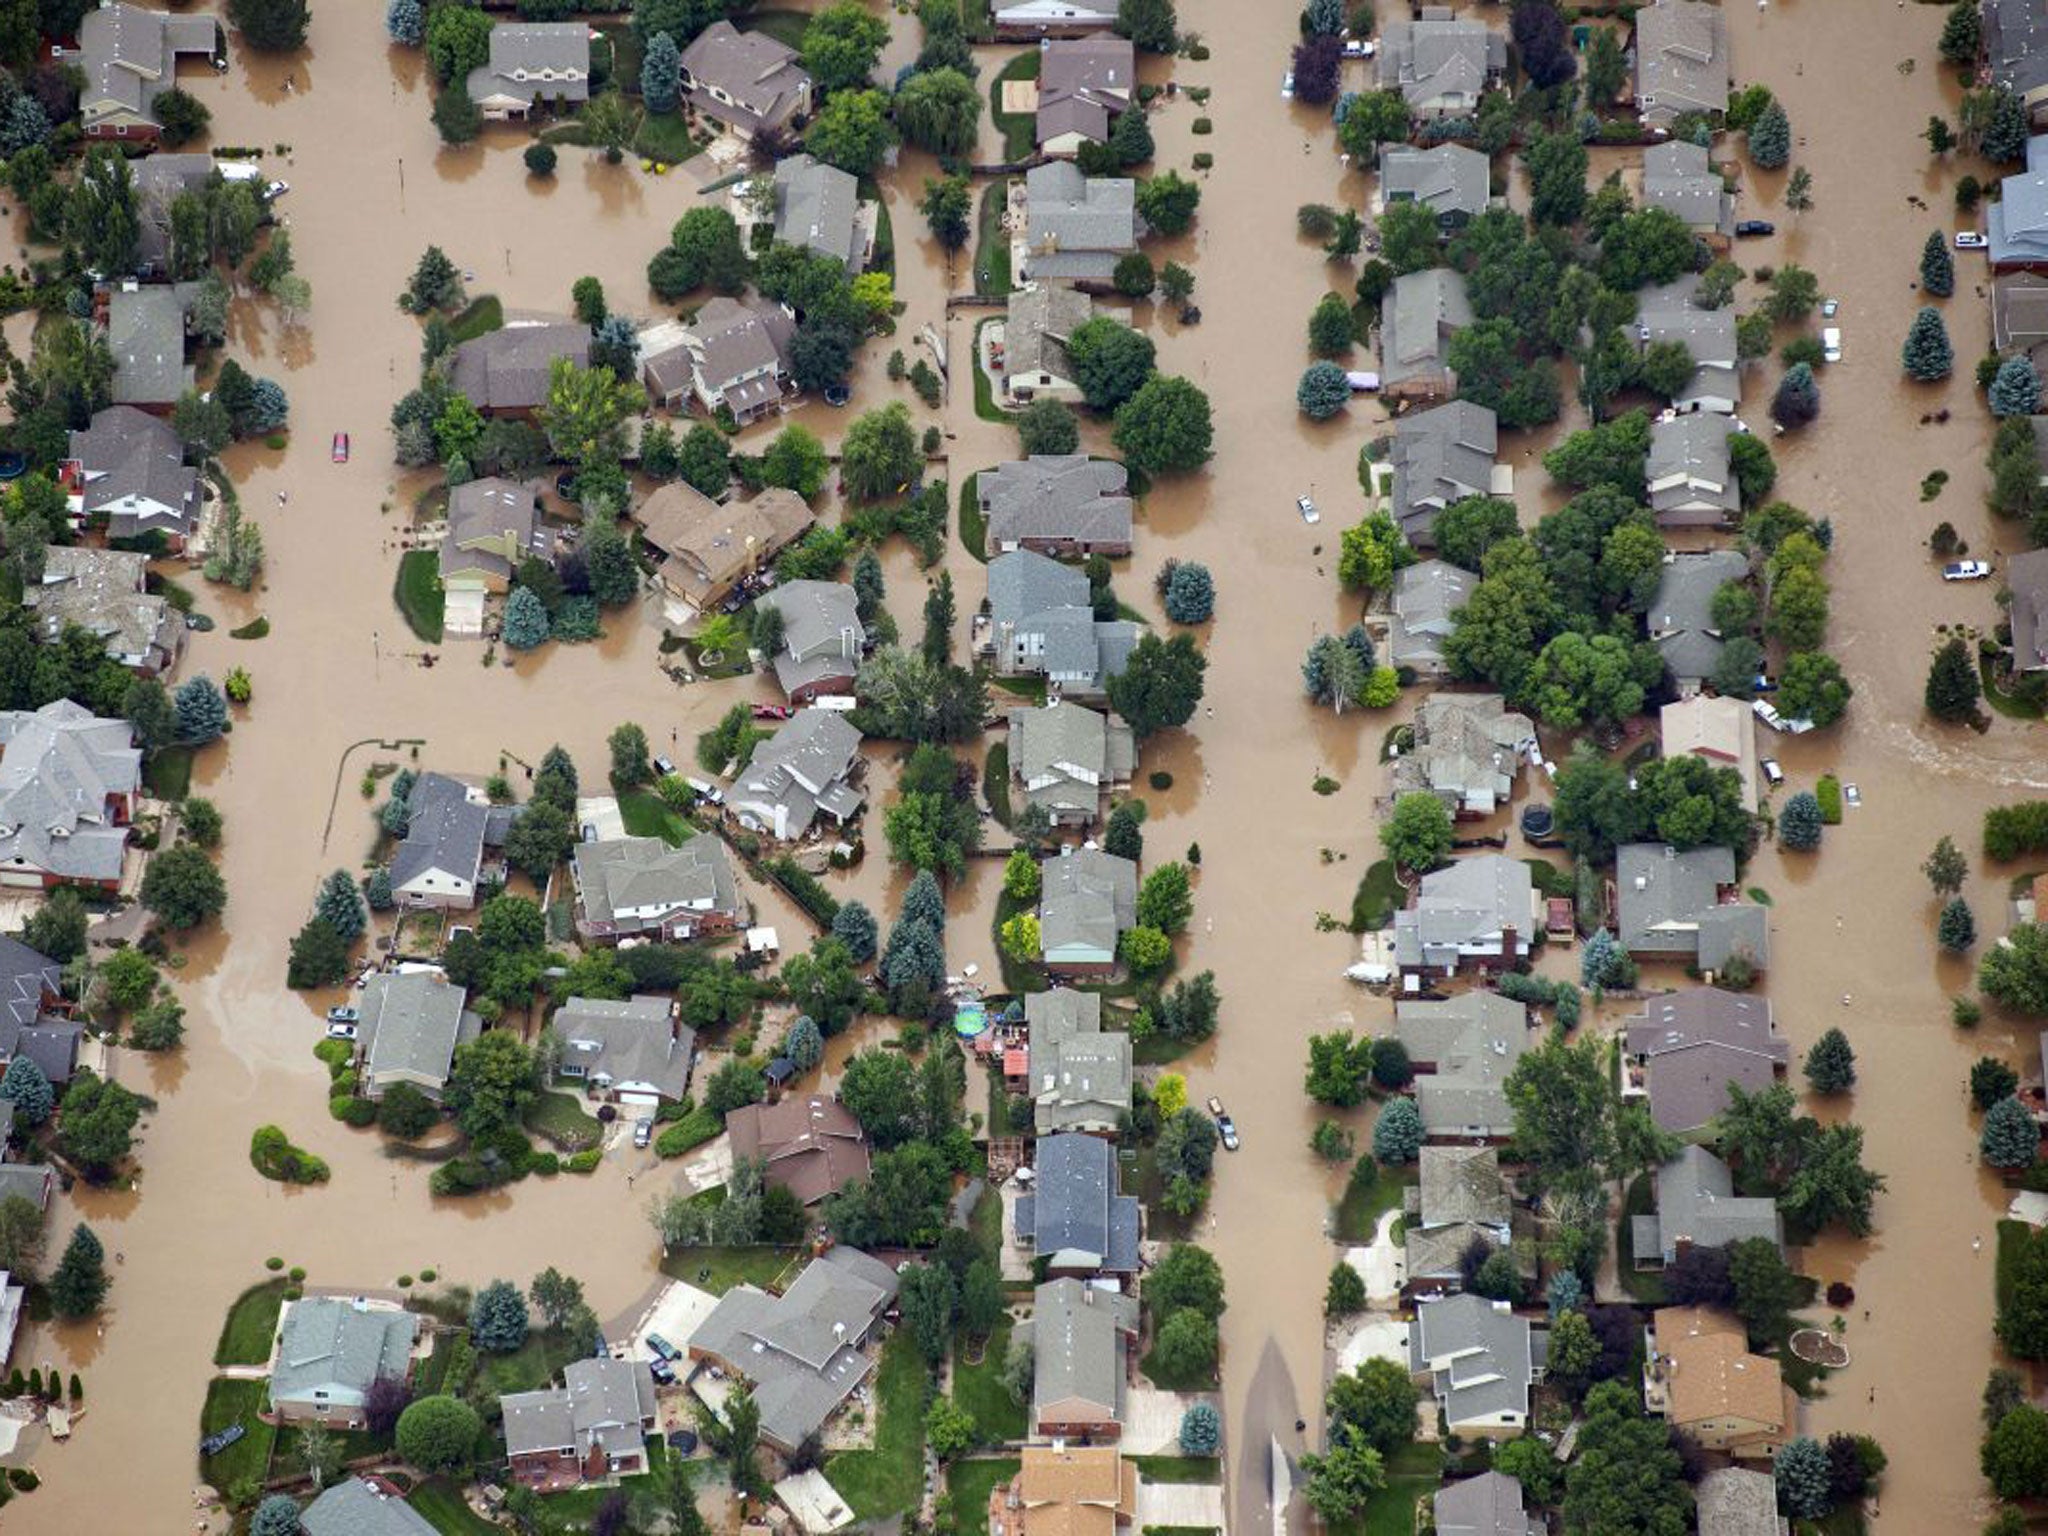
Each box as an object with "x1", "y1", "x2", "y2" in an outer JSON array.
[{"x1": 1297, "y1": 495, "x2": 1320, "y2": 525}]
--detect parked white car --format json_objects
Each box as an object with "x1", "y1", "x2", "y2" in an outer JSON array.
[
  {"x1": 1956, "y1": 231, "x2": 1989, "y2": 249},
  {"x1": 1943, "y1": 560, "x2": 1993, "y2": 581},
  {"x1": 1281, "y1": 70, "x2": 1295, "y2": 98},
  {"x1": 1822, "y1": 327, "x2": 1842, "y2": 363},
  {"x1": 1297, "y1": 495, "x2": 1320, "y2": 524}
]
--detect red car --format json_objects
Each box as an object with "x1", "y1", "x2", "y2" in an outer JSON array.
[
  {"x1": 331, "y1": 432, "x2": 349, "y2": 463},
  {"x1": 751, "y1": 703, "x2": 794, "y2": 721}
]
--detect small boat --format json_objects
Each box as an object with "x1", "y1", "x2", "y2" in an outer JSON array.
[{"x1": 331, "y1": 432, "x2": 349, "y2": 463}]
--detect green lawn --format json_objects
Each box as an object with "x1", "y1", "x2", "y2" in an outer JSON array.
[
  {"x1": 524, "y1": 1088, "x2": 603, "y2": 1151},
  {"x1": 1348, "y1": 859, "x2": 1402, "y2": 933},
  {"x1": 144, "y1": 746, "x2": 195, "y2": 802},
  {"x1": 948, "y1": 1456, "x2": 1020, "y2": 1536},
  {"x1": 749, "y1": 7, "x2": 811, "y2": 47},
  {"x1": 1981, "y1": 653, "x2": 2045, "y2": 719},
  {"x1": 409, "y1": 1478, "x2": 503, "y2": 1536},
  {"x1": 634, "y1": 110, "x2": 702, "y2": 163},
  {"x1": 1617, "y1": 1172, "x2": 1670, "y2": 1305},
  {"x1": 447, "y1": 295, "x2": 504, "y2": 344},
  {"x1": 620, "y1": 789, "x2": 696, "y2": 845},
  {"x1": 972, "y1": 318, "x2": 1008, "y2": 423},
  {"x1": 1332, "y1": 1157, "x2": 1416, "y2": 1243},
  {"x1": 990, "y1": 675, "x2": 1047, "y2": 706},
  {"x1": 395, "y1": 549, "x2": 445, "y2": 644},
  {"x1": 212, "y1": 1278, "x2": 287, "y2": 1367},
  {"x1": 952, "y1": 1319, "x2": 1027, "y2": 1444},
  {"x1": 659, "y1": 1245, "x2": 803, "y2": 1296},
  {"x1": 974, "y1": 182, "x2": 1013, "y2": 298},
  {"x1": 984, "y1": 742, "x2": 1013, "y2": 827},
  {"x1": 198, "y1": 1377, "x2": 276, "y2": 1494},
  {"x1": 1999, "y1": 1218, "x2": 2031, "y2": 1318},
  {"x1": 827, "y1": 1329, "x2": 930, "y2": 1520},
  {"x1": 1343, "y1": 1442, "x2": 1443, "y2": 1536},
  {"x1": 959, "y1": 471, "x2": 989, "y2": 562},
  {"x1": 989, "y1": 52, "x2": 1040, "y2": 162},
  {"x1": 991, "y1": 887, "x2": 1048, "y2": 997},
  {"x1": 274, "y1": 1421, "x2": 391, "y2": 1472},
  {"x1": 474, "y1": 1328, "x2": 586, "y2": 1400},
  {"x1": 1127, "y1": 1456, "x2": 1222, "y2": 1484}
]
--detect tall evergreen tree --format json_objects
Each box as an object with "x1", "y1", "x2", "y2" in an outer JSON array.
[
  {"x1": 1920, "y1": 229, "x2": 1955, "y2": 297},
  {"x1": 1925, "y1": 636, "x2": 1982, "y2": 721},
  {"x1": 48, "y1": 1224, "x2": 109, "y2": 1319},
  {"x1": 1803, "y1": 1028, "x2": 1856, "y2": 1093},
  {"x1": 1902, "y1": 306, "x2": 1954, "y2": 380},
  {"x1": 1748, "y1": 100, "x2": 1791, "y2": 169}
]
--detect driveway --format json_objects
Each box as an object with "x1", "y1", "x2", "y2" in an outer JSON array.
[
  {"x1": 996, "y1": 1177, "x2": 1033, "y2": 1281},
  {"x1": 576, "y1": 795, "x2": 627, "y2": 842},
  {"x1": 1340, "y1": 1209, "x2": 1405, "y2": 1306},
  {"x1": 622, "y1": 1279, "x2": 720, "y2": 1363},
  {"x1": 1134, "y1": 1479, "x2": 1226, "y2": 1531},
  {"x1": 1121, "y1": 1384, "x2": 1220, "y2": 1455},
  {"x1": 1330, "y1": 1314, "x2": 1410, "y2": 1377},
  {"x1": 672, "y1": 1131, "x2": 734, "y2": 1196}
]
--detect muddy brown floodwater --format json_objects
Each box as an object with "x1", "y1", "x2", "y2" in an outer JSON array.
[{"x1": 6, "y1": 0, "x2": 2038, "y2": 1530}]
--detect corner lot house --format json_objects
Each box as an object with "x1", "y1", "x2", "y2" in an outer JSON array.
[
  {"x1": 449, "y1": 321, "x2": 592, "y2": 416},
  {"x1": 1035, "y1": 36, "x2": 1135, "y2": 155},
  {"x1": 632, "y1": 482, "x2": 813, "y2": 621},
  {"x1": 555, "y1": 996, "x2": 695, "y2": 1107},
  {"x1": 988, "y1": 549, "x2": 1140, "y2": 699},
  {"x1": 686, "y1": 1247, "x2": 900, "y2": 1453},
  {"x1": 1039, "y1": 846, "x2": 1137, "y2": 975},
  {"x1": 726, "y1": 1094, "x2": 872, "y2": 1205},
  {"x1": 1404, "y1": 1145, "x2": 1512, "y2": 1300},
  {"x1": 980, "y1": 456, "x2": 1133, "y2": 557},
  {"x1": 1660, "y1": 695, "x2": 1760, "y2": 811},
  {"x1": 354, "y1": 972, "x2": 479, "y2": 1102},
  {"x1": 1632, "y1": 1146, "x2": 1784, "y2": 1269},
  {"x1": 1387, "y1": 559, "x2": 1477, "y2": 678},
  {"x1": 0, "y1": 701, "x2": 140, "y2": 892},
  {"x1": 679, "y1": 21, "x2": 813, "y2": 138},
  {"x1": 1002, "y1": 284, "x2": 1094, "y2": 406},
  {"x1": 730, "y1": 708, "x2": 866, "y2": 841},
  {"x1": 1409, "y1": 1293, "x2": 1545, "y2": 1436},
  {"x1": 1387, "y1": 694, "x2": 1533, "y2": 818},
  {"x1": 571, "y1": 834, "x2": 746, "y2": 942},
  {"x1": 440, "y1": 478, "x2": 546, "y2": 636},
  {"x1": 63, "y1": 406, "x2": 202, "y2": 549},
  {"x1": 640, "y1": 296, "x2": 795, "y2": 422},
  {"x1": 301, "y1": 1478, "x2": 440, "y2": 1536},
  {"x1": 1017, "y1": 1131, "x2": 1141, "y2": 1277},
  {"x1": 1646, "y1": 414, "x2": 1740, "y2": 527},
  {"x1": 1395, "y1": 991, "x2": 1530, "y2": 1142},
  {"x1": 1649, "y1": 549, "x2": 1751, "y2": 695},
  {"x1": 69, "y1": 3, "x2": 223, "y2": 142},
  {"x1": 1024, "y1": 987, "x2": 1132, "y2": 1135},
  {"x1": 1377, "y1": 11, "x2": 1505, "y2": 118},
  {"x1": 772, "y1": 154, "x2": 871, "y2": 271},
  {"x1": 1380, "y1": 269, "x2": 1473, "y2": 405},
  {"x1": 1631, "y1": 0, "x2": 1729, "y2": 127},
  {"x1": 1394, "y1": 854, "x2": 1537, "y2": 976},
  {"x1": 1433, "y1": 1471, "x2": 1544, "y2": 1536},
  {"x1": 466, "y1": 22, "x2": 591, "y2": 120},
  {"x1": 1625, "y1": 989, "x2": 1788, "y2": 1136},
  {"x1": 503, "y1": 1356, "x2": 659, "y2": 1490},
  {"x1": 391, "y1": 772, "x2": 516, "y2": 909},
  {"x1": 1021, "y1": 163, "x2": 1139, "y2": 288},
  {"x1": 27, "y1": 547, "x2": 183, "y2": 676},
  {"x1": 1647, "y1": 1306, "x2": 1792, "y2": 1458},
  {"x1": 756, "y1": 580, "x2": 866, "y2": 702},
  {"x1": 1007, "y1": 701, "x2": 1133, "y2": 827},
  {"x1": 1615, "y1": 842, "x2": 1770, "y2": 972},
  {"x1": 268, "y1": 1297, "x2": 420, "y2": 1427},
  {"x1": 1027, "y1": 1278, "x2": 1138, "y2": 1439}
]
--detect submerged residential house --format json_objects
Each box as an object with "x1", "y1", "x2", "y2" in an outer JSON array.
[
  {"x1": 1026, "y1": 1279, "x2": 1139, "y2": 1439},
  {"x1": 1016, "y1": 1131, "x2": 1142, "y2": 1277},
  {"x1": 725, "y1": 1095, "x2": 872, "y2": 1205},
  {"x1": 1380, "y1": 269, "x2": 1473, "y2": 405},
  {"x1": 1615, "y1": 842, "x2": 1770, "y2": 973},
  {"x1": 755, "y1": 580, "x2": 866, "y2": 703},
  {"x1": 632, "y1": 481, "x2": 814, "y2": 621},
  {"x1": 1387, "y1": 559, "x2": 1477, "y2": 678},
  {"x1": 554, "y1": 996, "x2": 695, "y2": 1107},
  {"x1": 2010, "y1": 547, "x2": 2048, "y2": 673},
  {"x1": 1631, "y1": 0, "x2": 1729, "y2": 128},
  {"x1": 354, "y1": 972, "x2": 479, "y2": 1103},
  {"x1": 1646, "y1": 1306, "x2": 1793, "y2": 1458},
  {"x1": 640, "y1": 296, "x2": 795, "y2": 422},
  {"x1": 1038, "y1": 846, "x2": 1138, "y2": 977},
  {"x1": 772, "y1": 153, "x2": 871, "y2": 271},
  {"x1": 1395, "y1": 991, "x2": 1531, "y2": 1142},
  {"x1": 1403, "y1": 1145, "x2": 1513, "y2": 1300},
  {"x1": 1001, "y1": 284, "x2": 1094, "y2": 406},
  {"x1": 729, "y1": 708, "x2": 866, "y2": 841},
  {"x1": 1020, "y1": 162, "x2": 1139, "y2": 289},
  {"x1": 1377, "y1": 11, "x2": 1505, "y2": 119},
  {"x1": 980, "y1": 456, "x2": 1133, "y2": 558},
  {"x1": 448, "y1": 320, "x2": 592, "y2": 416},
  {"x1": 1024, "y1": 987, "x2": 1132, "y2": 1135},
  {"x1": 1007, "y1": 702, "x2": 1134, "y2": 827},
  {"x1": 1625, "y1": 989, "x2": 1789, "y2": 1136},
  {"x1": 268, "y1": 1297, "x2": 421, "y2": 1428},
  {"x1": 439, "y1": 477, "x2": 546, "y2": 636},
  {"x1": 1409, "y1": 1293, "x2": 1546, "y2": 1436},
  {"x1": 1377, "y1": 143, "x2": 1491, "y2": 228},
  {"x1": 502, "y1": 1356, "x2": 659, "y2": 1489},
  {"x1": 1386, "y1": 694, "x2": 1534, "y2": 818},
  {"x1": 0, "y1": 700, "x2": 141, "y2": 893},
  {"x1": 391, "y1": 773, "x2": 517, "y2": 910},
  {"x1": 1641, "y1": 142, "x2": 1736, "y2": 246},
  {"x1": 107, "y1": 283, "x2": 196, "y2": 410},
  {"x1": 1649, "y1": 549, "x2": 1751, "y2": 696},
  {"x1": 1035, "y1": 36, "x2": 1135, "y2": 155},
  {"x1": 1631, "y1": 1146, "x2": 1784, "y2": 1268},
  {"x1": 1989, "y1": 0, "x2": 2048, "y2": 127},
  {"x1": 679, "y1": 21, "x2": 813, "y2": 138},
  {"x1": 1646, "y1": 413, "x2": 1740, "y2": 527},
  {"x1": 1385, "y1": 400, "x2": 1500, "y2": 548},
  {"x1": 70, "y1": 3, "x2": 223, "y2": 142},
  {"x1": 1393, "y1": 854, "x2": 1537, "y2": 976},
  {"x1": 26, "y1": 547, "x2": 183, "y2": 677},
  {"x1": 1636, "y1": 276, "x2": 1741, "y2": 414},
  {"x1": 571, "y1": 834, "x2": 746, "y2": 943},
  {"x1": 987, "y1": 549, "x2": 1140, "y2": 699},
  {"x1": 63, "y1": 405, "x2": 202, "y2": 549},
  {"x1": 1660, "y1": 695, "x2": 1760, "y2": 812},
  {"x1": 466, "y1": 22, "x2": 592, "y2": 120}
]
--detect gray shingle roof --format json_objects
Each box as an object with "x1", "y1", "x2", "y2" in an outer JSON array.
[
  {"x1": 108, "y1": 286, "x2": 193, "y2": 407},
  {"x1": 358, "y1": 972, "x2": 476, "y2": 1094},
  {"x1": 503, "y1": 1355, "x2": 657, "y2": 1460},
  {"x1": 1624, "y1": 989, "x2": 1788, "y2": 1134},
  {"x1": 27, "y1": 546, "x2": 180, "y2": 674},
  {"x1": 1395, "y1": 990, "x2": 1530, "y2": 1139},
  {"x1": 0, "y1": 700, "x2": 140, "y2": 884},
  {"x1": 687, "y1": 1247, "x2": 900, "y2": 1450},
  {"x1": 1433, "y1": 1471, "x2": 1544, "y2": 1536},
  {"x1": 391, "y1": 773, "x2": 489, "y2": 893},
  {"x1": 981, "y1": 457, "x2": 1131, "y2": 551},
  {"x1": 1030, "y1": 1278, "x2": 1137, "y2": 1424},
  {"x1": 1389, "y1": 558, "x2": 1478, "y2": 672},
  {"x1": 988, "y1": 550, "x2": 1135, "y2": 691},
  {"x1": 572, "y1": 834, "x2": 742, "y2": 931},
  {"x1": 1039, "y1": 846, "x2": 1137, "y2": 958},
  {"x1": 1378, "y1": 15, "x2": 1504, "y2": 114},
  {"x1": 0, "y1": 937, "x2": 59, "y2": 1052},
  {"x1": 1007, "y1": 702, "x2": 1131, "y2": 823},
  {"x1": 466, "y1": 22, "x2": 591, "y2": 109},
  {"x1": 1417, "y1": 1145, "x2": 1509, "y2": 1229},
  {"x1": 1025, "y1": 987, "x2": 1130, "y2": 1133},
  {"x1": 301, "y1": 1478, "x2": 441, "y2": 1536},
  {"x1": 0, "y1": 1165, "x2": 50, "y2": 1210},
  {"x1": 1380, "y1": 270, "x2": 1474, "y2": 395},
  {"x1": 1632, "y1": 1145, "x2": 1783, "y2": 1264},
  {"x1": 15, "y1": 1021, "x2": 80, "y2": 1084},
  {"x1": 1019, "y1": 1132, "x2": 1141, "y2": 1273},
  {"x1": 1036, "y1": 36, "x2": 1134, "y2": 147},
  {"x1": 2014, "y1": 546, "x2": 2048, "y2": 670},
  {"x1": 1646, "y1": 413, "x2": 1739, "y2": 525},
  {"x1": 731, "y1": 709, "x2": 865, "y2": 840},
  {"x1": 1386, "y1": 694, "x2": 1533, "y2": 816},
  {"x1": 1409, "y1": 1293, "x2": 1540, "y2": 1429},
  {"x1": 1641, "y1": 143, "x2": 1735, "y2": 238},
  {"x1": 1393, "y1": 854, "x2": 1535, "y2": 973},
  {"x1": 1005, "y1": 284, "x2": 1094, "y2": 388},
  {"x1": 1635, "y1": 275, "x2": 1739, "y2": 366},
  {"x1": 680, "y1": 21, "x2": 811, "y2": 134},
  {"x1": 1649, "y1": 549, "x2": 1751, "y2": 687},
  {"x1": 556, "y1": 995, "x2": 695, "y2": 1102},
  {"x1": 760, "y1": 580, "x2": 865, "y2": 697},
  {"x1": 773, "y1": 154, "x2": 865, "y2": 269},
  {"x1": 74, "y1": 4, "x2": 220, "y2": 134},
  {"x1": 1615, "y1": 843, "x2": 1768, "y2": 970},
  {"x1": 1696, "y1": 1467, "x2": 1786, "y2": 1536},
  {"x1": 269, "y1": 1299, "x2": 419, "y2": 1415},
  {"x1": 441, "y1": 478, "x2": 543, "y2": 585},
  {"x1": 67, "y1": 405, "x2": 200, "y2": 540},
  {"x1": 1378, "y1": 144, "x2": 1491, "y2": 221},
  {"x1": 449, "y1": 322, "x2": 592, "y2": 413},
  {"x1": 1025, "y1": 162, "x2": 1138, "y2": 281},
  {"x1": 1994, "y1": 136, "x2": 2048, "y2": 267},
  {"x1": 1632, "y1": 0, "x2": 1729, "y2": 125}
]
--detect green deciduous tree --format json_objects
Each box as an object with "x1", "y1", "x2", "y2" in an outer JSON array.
[
  {"x1": 895, "y1": 67, "x2": 981, "y2": 156},
  {"x1": 396, "y1": 1395, "x2": 482, "y2": 1474},
  {"x1": 1379, "y1": 791, "x2": 1452, "y2": 871},
  {"x1": 805, "y1": 89, "x2": 896, "y2": 176},
  {"x1": 1112, "y1": 375, "x2": 1213, "y2": 474}
]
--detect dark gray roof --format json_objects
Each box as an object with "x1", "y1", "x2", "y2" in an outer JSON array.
[
  {"x1": 1409, "y1": 1293, "x2": 1540, "y2": 1428},
  {"x1": 1036, "y1": 36, "x2": 1134, "y2": 147},
  {"x1": 1039, "y1": 846, "x2": 1137, "y2": 956},
  {"x1": 687, "y1": 1247, "x2": 900, "y2": 1450},
  {"x1": 1389, "y1": 559, "x2": 1478, "y2": 672},
  {"x1": 1019, "y1": 1132, "x2": 1141, "y2": 1273},
  {"x1": 1633, "y1": 0, "x2": 1729, "y2": 125},
  {"x1": 555, "y1": 995, "x2": 695, "y2": 1102},
  {"x1": 358, "y1": 972, "x2": 475, "y2": 1092},
  {"x1": 1434, "y1": 1472, "x2": 1544, "y2": 1536},
  {"x1": 392, "y1": 773, "x2": 489, "y2": 892},
  {"x1": 1641, "y1": 143, "x2": 1735, "y2": 238},
  {"x1": 1389, "y1": 401, "x2": 1498, "y2": 544},
  {"x1": 301, "y1": 1478, "x2": 441, "y2": 1536},
  {"x1": 988, "y1": 550, "x2": 1135, "y2": 692},
  {"x1": 773, "y1": 154, "x2": 865, "y2": 269},
  {"x1": 0, "y1": 939, "x2": 64, "y2": 1048},
  {"x1": 679, "y1": 21, "x2": 811, "y2": 133},
  {"x1": 2013, "y1": 546, "x2": 2048, "y2": 671},
  {"x1": 1007, "y1": 702, "x2": 1132, "y2": 822},
  {"x1": 503, "y1": 1354, "x2": 656, "y2": 1460},
  {"x1": 1993, "y1": 137, "x2": 2048, "y2": 267},
  {"x1": 1632, "y1": 1145, "x2": 1783, "y2": 1264},
  {"x1": 1378, "y1": 144, "x2": 1491, "y2": 221},
  {"x1": 680, "y1": 295, "x2": 796, "y2": 405},
  {"x1": 1649, "y1": 549, "x2": 1750, "y2": 687},
  {"x1": 28, "y1": 546, "x2": 180, "y2": 672},
  {"x1": 1624, "y1": 989, "x2": 1789, "y2": 1134},
  {"x1": 1646, "y1": 413, "x2": 1738, "y2": 525},
  {"x1": 1030, "y1": 1278, "x2": 1137, "y2": 1422},
  {"x1": 466, "y1": 22, "x2": 591, "y2": 109},
  {"x1": 449, "y1": 322, "x2": 591, "y2": 413},
  {"x1": 731, "y1": 709, "x2": 865, "y2": 840},
  {"x1": 1393, "y1": 854, "x2": 1535, "y2": 972},
  {"x1": 759, "y1": 581, "x2": 865, "y2": 698},
  {"x1": 74, "y1": 4, "x2": 220, "y2": 135},
  {"x1": 571, "y1": 834, "x2": 743, "y2": 928},
  {"x1": 1635, "y1": 276, "x2": 1739, "y2": 366},
  {"x1": 1380, "y1": 269, "x2": 1473, "y2": 393},
  {"x1": 133, "y1": 154, "x2": 216, "y2": 275},
  {"x1": 981, "y1": 457, "x2": 1131, "y2": 550},
  {"x1": 107, "y1": 286, "x2": 193, "y2": 407},
  {"x1": 1395, "y1": 991, "x2": 1530, "y2": 1139},
  {"x1": 0, "y1": 700, "x2": 141, "y2": 885},
  {"x1": 1990, "y1": 0, "x2": 2048, "y2": 101},
  {"x1": 0, "y1": 1165, "x2": 50, "y2": 1210},
  {"x1": 270, "y1": 1299, "x2": 420, "y2": 1414},
  {"x1": 1025, "y1": 987, "x2": 1130, "y2": 1133},
  {"x1": 14, "y1": 1021, "x2": 79, "y2": 1085},
  {"x1": 66, "y1": 406, "x2": 199, "y2": 539},
  {"x1": 1994, "y1": 274, "x2": 2048, "y2": 354},
  {"x1": 1615, "y1": 843, "x2": 1768, "y2": 970}
]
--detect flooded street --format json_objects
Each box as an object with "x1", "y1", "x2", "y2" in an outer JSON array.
[{"x1": 5, "y1": 0, "x2": 2042, "y2": 1529}]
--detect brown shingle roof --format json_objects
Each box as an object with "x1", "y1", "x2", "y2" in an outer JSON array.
[
  {"x1": 1014, "y1": 1446, "x2": 1135, "y2": 1536},
  {"x1": 633, "y1": 484, "x2": 814, "y2": 607},
  {"x1": 725, "y1": 1095, "x2": 871, "y2": 1205}
]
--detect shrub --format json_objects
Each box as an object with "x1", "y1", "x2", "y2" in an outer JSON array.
[{"x1": 1778, "y1": 792, "x2": 1823, "y2": 850}]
